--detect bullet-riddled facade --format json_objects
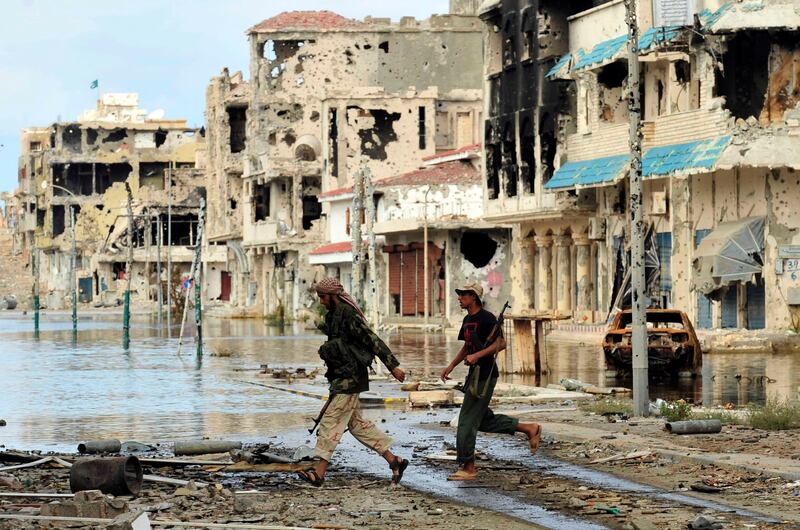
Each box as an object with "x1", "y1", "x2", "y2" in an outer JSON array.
[
  {"x1": 204, "y1": 11, "x2": 485, "y2": 320},
  {"x1": 483, "y1": 0, "x2": 800, "y2": 331}
]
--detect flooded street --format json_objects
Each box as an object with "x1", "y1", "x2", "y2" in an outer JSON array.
[{"x1": 0, "y1": 313, "x2": 797, "y2": 451}]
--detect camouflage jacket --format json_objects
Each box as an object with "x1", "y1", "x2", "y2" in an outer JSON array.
[{"x1": 317, "y1": 302, "x2": 399, "y2": 395}]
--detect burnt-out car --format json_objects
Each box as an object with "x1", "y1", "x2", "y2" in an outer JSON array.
[{"x1": 602, "y1": 309, "x2": 702, "y2": 376}]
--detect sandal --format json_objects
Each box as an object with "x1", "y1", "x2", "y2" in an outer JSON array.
[
  {"x1": 297, "y1": 469, "x2": 324, "y2": 487},
  {"x1": 528, "y1": 424, "x2": 542, "y2": 456},
  {"x1": 389, "y1": 456, "x2": 409, "y2": 485}
]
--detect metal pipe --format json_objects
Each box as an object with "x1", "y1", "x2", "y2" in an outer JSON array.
[
  {"x1": 173, "y1": 441, "x2": 242, "y2": 456},
  {"x1": 665, "y1": 419, "x2": 722, "y2": 435},
  {"x1": 69, "y1": 456, "x2": 143, "y2": 497},
  {"x1": 77, "y1": 440, "x2": 122, "y2": 454},
  {"x1": 625, "y1": 0, "x2": 649, "y2": 417}
]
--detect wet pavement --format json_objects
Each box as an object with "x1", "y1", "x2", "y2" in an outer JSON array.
[{"x1": 0, "y1": 312, "x2": 797, "y2": 452}]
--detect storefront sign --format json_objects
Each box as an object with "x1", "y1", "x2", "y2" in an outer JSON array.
[{"x1": 778, "y1": 245, "x2": 800, "y2": 259}]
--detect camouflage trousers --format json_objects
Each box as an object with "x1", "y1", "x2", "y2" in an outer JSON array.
[{"x1": 315, "y1": 393, "x2": 393, "y2": 462}]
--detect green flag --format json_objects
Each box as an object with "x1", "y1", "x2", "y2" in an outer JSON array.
[{"x1": 89, "y1": 79, "x2": 98, "y2": 90}]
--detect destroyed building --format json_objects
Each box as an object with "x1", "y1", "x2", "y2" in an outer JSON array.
[
  {"x1": 15, "y1": 94, "x2": 215, "y2": 309},
  {"x1": 205, "y1": 69, "x2": 251, "y2": 309},
  {"x1": 481, "y1": 0, "x2": 800, "y2": 331},
  {"x1": 205, "y1": 10, "x2": 485, "y2": 319}
]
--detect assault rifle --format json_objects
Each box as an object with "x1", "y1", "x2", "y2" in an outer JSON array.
[
  {"x1": 309, "y1": 398, "x2": 332, "y2": 434},
  {"x1": 463, "y1": 301, "x2": 510, "y2": 398}
]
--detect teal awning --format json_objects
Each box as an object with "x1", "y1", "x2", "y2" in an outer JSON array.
[
  {"x1": 544, "y1": 154, "x2": 629, "y2": 190},
  {"x1": 546, "y1": 137, "x2": 731, "y2": 190},
  {"x1": 547, "y1": 26, "x2": 684, "y2": 78}
]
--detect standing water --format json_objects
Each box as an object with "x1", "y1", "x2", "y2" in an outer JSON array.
[{"x1": 0, "y1": 313, "x2": 796, "y2": 451}]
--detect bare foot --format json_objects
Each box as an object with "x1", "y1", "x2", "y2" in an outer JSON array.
[
  {"x1": 518, "y1": 423, "x2": 542, "y2": 455},
  {"x1": 447, "y1": 469, "x2": 477, "y2": 481}
]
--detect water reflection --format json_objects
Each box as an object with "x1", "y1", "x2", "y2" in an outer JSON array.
[{"x1": 0, "y1": 314, "x2": 796, "y2": 452}]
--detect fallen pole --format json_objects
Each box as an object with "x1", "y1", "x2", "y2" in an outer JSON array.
[
  {"x1": 665, "y1": 419, "x2": 722, "y2": 435},
  {"x1": 174, "y1": 440, "x2": 242, "y2": 456},
  {"x1": 77, "y1": 440, "x2": 121, "y2": 454}
]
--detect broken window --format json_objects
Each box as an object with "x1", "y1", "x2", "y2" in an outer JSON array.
[
  {"x1": 158, "y1": 213, "x2": 198, "y2": 246},
  {"x1": 154, "y1": 129, "x2": 167, "y2": 148},
  {"x1": 435, "y1": 111, "x2": 453, "y2": 150},
  {"x1": 329, "y1": 108, "x2": 339, "y2": 178},
  {"x1": 140, "y1": 162, "x2": 168, "y2": 190},
  {"x1": 520, "y1": 7, "x2": 534, "y2": 62},
  {"x1": 52, "y1": 205, "x2": 65, "y2": 236},
  {"x1": 418, "y1": 107, "x2": 426, "y2": 150},
  {"x1": 62, "y1": 125, "x2": 82, "y2": 153},
  {"x1": 227, "y1": 106, "x2": 247, "y2": 153},
  {"x1": 36, "y1": 208, "x2": 46, "y2": 228},
  {"x1": 502, "y1": 16, "x2": 517, "y2": 68},
  {"x1": 485, "y1": 122, "x2": 501, "y2": 200},
  {"x1": 86, "y1": 129, "x2": 98, "y2": 145},
  {"x1": 95, "y1": 163, "x2": 133, "y2": 194},
  {"x1": 52, "y1": 164, "x2": 94, "y2": 196},
  {"x1": 760, "y1": 34, "x2": 800, "y2": 124},
  {"x1": 598, "y1": 61, "x2": 628, "y2": 123},
  {"x1": 716, "y1": 32, "x2": 771, "y2": 121},
  {"x1": 295, "y1": 144, "x2": 317, "y2": 162},
  {"x1": 301, "y1": 176, "x2": 321, "y2": 230},
  {"x1": 252, "y1": 183, "x2": 271, "y2": 222},
  {"x1": 501, "y1": 122, "x2": 517, "y2": 197},
  {"x1": 29, "y1": 141, "x2": 42, "y2": 152},
  {"x1": 520, "y1": 116, "x2": 535, "y2": 194},
  {"x1": 460, "y1": 231, "x2": 497, "y2": 268},
  {"x1": 103, "y1": 129, "x2": 128, "y2": 143},
  {"x1": 347, "y1": 107, "x2": 401, "y2": 160}
]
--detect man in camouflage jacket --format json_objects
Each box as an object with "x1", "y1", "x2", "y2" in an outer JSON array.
[{"x1": 297, "y1": 278, "x2": 409, "y2": 487}]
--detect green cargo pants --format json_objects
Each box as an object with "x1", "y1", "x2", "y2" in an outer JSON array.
[{"x1": 456, "y1": 376, "x2": 519, "y2": 463}]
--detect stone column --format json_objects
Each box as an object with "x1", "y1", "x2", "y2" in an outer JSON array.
[
  {"x1": 523, "y1": 236, "x2": 536, "y2": 309},
  {"x1": 574, "y1": 233, "x2": 593, "y2": 321},
  {"x1": 534, "y1": 236, "x2": 553, "y2": 311},
  {"x1": 555, "y1": 234, "x2": 573, "y2": 314}
]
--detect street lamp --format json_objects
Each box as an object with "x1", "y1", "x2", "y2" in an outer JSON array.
[{"x1": 41, "y1": 180, "x2": 78, "y2": 340}]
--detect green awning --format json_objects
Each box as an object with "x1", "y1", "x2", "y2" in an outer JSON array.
[{"x1": 693, "y1": 217, "x2": 765, "y2": 295}]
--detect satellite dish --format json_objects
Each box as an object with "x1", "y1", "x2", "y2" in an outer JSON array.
[{"x1": 147, "y1": 109, "x2": 166, "y2": 120}]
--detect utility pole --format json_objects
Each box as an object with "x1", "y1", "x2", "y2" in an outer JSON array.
[
  {"x1": 33, "y1": 248, "x2": 39, "y2": 339},
  {"x1": 423, "y1": 186, "x2": 431, "y2": 325},
  {"x1": 177, "y1": 201, "x2": 205, "y2": 357},
  {"x1": 166, "y1": 162, "x2": 173, "y2": 333},
  {"x1": 70, "y1": 205, "x2": 77, "y2": 342},
  {"x1": 626, "y1": 0, "x2": 649, "y2": 416},
  {"x1": 350, "y1": 167, "x2": 364, "y2": 305},
  {"x1": 363, "y1": 167, "x2": 379, "y2": 328},
  {"x1": 156, "y1": 214, "x2": 163, "y2": 325},
  {"x1": 123, "y1": 183, "x2": 134, "y2": 350},
  {"x1": 194, "y1": 199, "x2": 205, "y2": 356}
]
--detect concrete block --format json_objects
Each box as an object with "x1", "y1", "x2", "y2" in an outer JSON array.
[
  {"x1": 408, "y1": 390, "x2": 454, "y2": 407},
  {"x1": 234, "y1": 491, "x2": 281, "y2": 513},
  {"x1": 110, "y1": 511, "x2": 152, "y2": 530}
]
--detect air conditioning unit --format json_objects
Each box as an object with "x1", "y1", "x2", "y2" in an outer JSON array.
[
  {"x1": 588, "y1": 217, "x2": 606, "y2": 240},
  {"x1": 649, "y1": 191, "x2": 668, "y2": 215}
]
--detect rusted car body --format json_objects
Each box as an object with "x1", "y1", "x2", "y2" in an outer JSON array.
[{"x1": 602, "y1": 309, "x2": 702, "y2": 376}]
